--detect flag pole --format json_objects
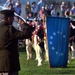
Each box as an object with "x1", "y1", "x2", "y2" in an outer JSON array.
[{"x1": 43, "y1": 15, "x2": 50, "y2": 68}]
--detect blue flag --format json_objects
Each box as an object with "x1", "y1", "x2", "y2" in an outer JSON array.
[{"x1": 46, "y1": 17, "x2": 70, "y2": 67}]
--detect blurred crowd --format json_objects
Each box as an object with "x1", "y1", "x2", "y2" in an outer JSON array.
[{"x1": 3, "y1": 0, "x2": 75, "y2": 22}]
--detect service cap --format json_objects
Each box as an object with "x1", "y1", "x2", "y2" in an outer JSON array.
[{"x1": 0, "y1": 10, "x2": 14, "y2": 17}]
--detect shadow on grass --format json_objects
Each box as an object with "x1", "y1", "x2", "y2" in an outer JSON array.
[
  {"x1": 46, "y1": 63, "x2": 75, "y2": 74},
  {"x1": 18, "y1": 47, "x2": 26, "y2": 52},
  {"x1": 48, "y1": 68, "x2": 75, "y2": 74}
]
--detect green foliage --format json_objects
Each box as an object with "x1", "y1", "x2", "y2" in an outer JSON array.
[{"x1": 19, "y1": 52, "x2": 75, "y2": 75}]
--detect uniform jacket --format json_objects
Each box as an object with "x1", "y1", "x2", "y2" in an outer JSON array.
[{"x1": 0, "y1": 21, "x2": 32, "y2": 72}]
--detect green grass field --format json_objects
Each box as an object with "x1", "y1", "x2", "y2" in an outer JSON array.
[{"x1": 19, "y1": 50, "x2": 75, "y2": 75}]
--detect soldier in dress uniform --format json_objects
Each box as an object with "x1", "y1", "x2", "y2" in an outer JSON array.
[
  {"x1": 70, "y1": 18, "x2": 75, "y2": 59},
  {"x1": 25, "y1": 20, "x2": 35, "y2": 60},
  {"x1": 0, "y1": 10, "x2": 32, "y2": 75}
]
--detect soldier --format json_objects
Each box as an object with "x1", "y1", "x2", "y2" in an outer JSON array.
[
  {"x1": 32, "y1": 24, "x2": 44, "y2": 66},
  {"x1": 70, "y1": 19, "x2": 75, "y2": 59},
  {"x1": 0, "y1": 10, "x2": 32, "y2": 75},
  {"x1": 25, "y1": 38, "x2": 32, "y2": 60}
]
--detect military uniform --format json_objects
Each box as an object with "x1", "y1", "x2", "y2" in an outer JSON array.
[
  {"x1": 70, "y1": 20, "x2": 75, "y2": 59},
  {"x1": 0, "y1": 10, "x2": 32, "y2": 74}
]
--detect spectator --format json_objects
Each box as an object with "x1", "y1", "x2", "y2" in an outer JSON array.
[
  {"x1": 64, "y1": 7, "x2": 70, "y2": 18},
  {"x1": 65, "y1": 1, "x2": 72, "y2": 9},
  {"x1": 38, "y1": 0, "x2": 45, "y2": 11},
  {"x1": 16, "y1": 0, "x2": 21, "y2": 8},
  {"x1": 39, "y1": 6, "x2": 45, "y2": 19},
  {"x1": 4, "y1": 0, "x2": 12, "y2": 8},
  {"x1": 44, "y1": 4, "x2": 51, "y2": 16},
  {"x1": 48, "y1": 2, "x2": 54, "y2": 11},
  {"x1": 11, "y1": 0, "x2": 15, "y2": 7},
  {"x1": 14, "y1": 2, "x2": 21, "y2": 15},
  {"x1": 26, "y1": 12, "x2": 34, "y2": 21},
  {"x1": 31, "y1": 2, "x2": 38, "y2": 18},
  {"x1": 51, "y1": 7, "x2": 57, "y2": 17},
  {"x1": 25, "y1": 1, "x2": 31, "y2": 16},
  {"x1": 8, "y1": 3, "x2": 15, "y2": 11},
  {"x1": 70, "y1": 2, "x2": 75, "y2": 17},
  {"x1": 60, "y1": 2, "x2": 66, "y2": 17}
]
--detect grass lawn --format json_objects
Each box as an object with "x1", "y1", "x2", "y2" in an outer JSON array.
[{"x1": 19, "y1": 50, "x2": 75, "y2": 75}]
